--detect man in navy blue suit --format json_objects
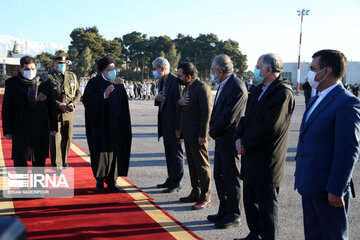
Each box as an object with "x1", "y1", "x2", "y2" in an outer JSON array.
[{"x1": 295, "y1": 49, "x2": 360, "y2": 240}]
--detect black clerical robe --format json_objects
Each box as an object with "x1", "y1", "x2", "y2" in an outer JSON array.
[{"x1": 83, "y1": 74, "x2": 132, "y2": 180}]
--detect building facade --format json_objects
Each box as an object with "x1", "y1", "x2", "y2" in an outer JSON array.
[
  {"x1": 0, "y1": 57, "x2": 20, "y2": 76},
  {"x1": 282, "y1": 61, "x2": 360, "y2": 87}
]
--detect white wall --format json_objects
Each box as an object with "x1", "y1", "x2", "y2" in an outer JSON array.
[{"x1": 283, "y1": 61, "x2": 360, "y2": 86}]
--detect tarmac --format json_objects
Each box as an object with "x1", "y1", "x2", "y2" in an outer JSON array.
[{"x1": 72, "y1": 94, "x2": 360, "y2": 240}]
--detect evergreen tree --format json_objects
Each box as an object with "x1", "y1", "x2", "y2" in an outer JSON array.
[
  {"x1": 165, "y1": 43, "x2": 181, "y2": 73},
  {"x1": 35, "y1": 52, "x2": 53, "y2": 71},
  {"x1": 12, "y1": 41, "x2": 20, "y2": 54}
]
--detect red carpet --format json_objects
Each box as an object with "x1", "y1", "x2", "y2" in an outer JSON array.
[{"x1": 0, "y1": 95, "x2": 201, "y2": 240}]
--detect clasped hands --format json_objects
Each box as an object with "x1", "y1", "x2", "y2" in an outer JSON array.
[{"x1": 235, "y1": 138, "x2": 246, "y2": 155}]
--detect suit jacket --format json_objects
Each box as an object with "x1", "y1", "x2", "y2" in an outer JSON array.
[
  {"x1": 155, "y1": 73, "x2": 182, "y2": 146},
  {"x1": 237, "y1": 76, "x2": 295, "y2": 187},
  {"x1": 295, "y1": 84, "x2": 360, "y2": 198},
  {"x1": 179, "y1": 79, "x2": 212, "y2": 142},
  {"x1": 209, "y1": 73, "x2": 248, "y2": 142}
]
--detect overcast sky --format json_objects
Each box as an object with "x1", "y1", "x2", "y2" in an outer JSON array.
[{"x1": 1, "y1": 0, "x2": 359, "y2": 69}]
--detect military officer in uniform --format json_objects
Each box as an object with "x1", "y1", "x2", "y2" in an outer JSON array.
[{"x1": 48, "y1": 51, "x2": 81, "y2": 170}]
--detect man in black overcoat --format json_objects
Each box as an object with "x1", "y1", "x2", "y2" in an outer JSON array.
[
  {"x1": 235, "y1": 53, "x2": 295, "y2": 240},
  {"x1": 83, "y1": 56, "x2": 132, "y2": 192},
  {"x1": 2, "y1": 56, "x2": 57, "y2": 167}
]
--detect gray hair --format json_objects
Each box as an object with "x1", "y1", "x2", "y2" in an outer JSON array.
[
  {"x1": 152, "y1": 57, "x2": 170, "y2": 70},
  {"x1": 262, "y1": 53, "x2": 283, "y2": 73},
  {"x1": 212, "y1": 54, "x2": 234, "y2": 74}
]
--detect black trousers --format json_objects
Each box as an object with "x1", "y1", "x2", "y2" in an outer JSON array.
[
  {"x1": 164, "y1": 143, "x2": 184, "y2": 188},
  {"x1": 243, "y1": 182, "x2": 279, "y2": 240},
  {"x1": 213, "y1": 140, "x2": 241, "y2": 218}
]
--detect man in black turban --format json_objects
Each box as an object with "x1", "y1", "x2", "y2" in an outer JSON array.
[{"x1": 83, "y1": 55, "x2": 132, "y2": 192}]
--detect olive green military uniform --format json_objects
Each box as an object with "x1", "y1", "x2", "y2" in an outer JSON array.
[{"x1": 47, "y1": 53, "x2": 81, "y2": 169}]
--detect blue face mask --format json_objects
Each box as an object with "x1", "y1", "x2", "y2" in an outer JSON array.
[
  {"x1": 153, "y1": 71, "x2": 162, "y2": 79},
  {"x1": 211, "y1": 74, "x2": 220, "y2": 85},
  {"x1": 58, "y1": 63, "x2": 66, "y2": 73},
  {"x1": 107, "y1": 69, "x2": 117, "y2": 82},
  {"x1": 254, "y1": 68, "x2": 264, "y2": 84}
]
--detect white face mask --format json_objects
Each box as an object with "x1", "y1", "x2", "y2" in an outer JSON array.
[
  {"x1": 307, "y1": 68, "x2": 325, "y2": 89},
  {"x1": 23, "y1": 70, "x2": 37, "y2": 80}
]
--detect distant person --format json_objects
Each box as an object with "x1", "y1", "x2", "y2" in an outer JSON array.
[
  {"x1": 295, "y1": 49, "x2": 360, "y2": 240},
  {"x1": 343, "y1": 81, "x2": 350, "y2": 91},
  {"x1": 245, "y1": 78, "x2": 255, "y2": 92},
  {"x1": 83, "y1": 55, "x2": 132, "y2": 192},
  {"x1": 153, "y1": 57, "x2": 185, "y2": 193},
  {"x1": 235, "y1": 53, "x2": 295, "y2": 240},
  {"x1": 2, "y1": 56, "x2": 57, "y2": 167},
  {"x1": 302, "y1": 80, "x2": 312, "y2": 106},
  {"x1": 145, "y1": 81, "x2": 151, "y2": 100},
  {"x1": 352, "y1": 83, "x2": 359, "y2": 97},
  {"x1": 47, "y1": 51, "x2": 81, "y2": 171},
  {"x1": 129, "y1": 81, "x2": 135, "y2": 100},
  {"x1": 207, "y1": 54, "x2": 248, "y2": 229},
  {"x1": 177, "y1": 62, "x2": 212, "y2": 210}
]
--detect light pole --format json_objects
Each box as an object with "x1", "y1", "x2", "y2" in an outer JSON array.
[{"x1": 296, "y1": 9, "x2": 309, "y2": 95}]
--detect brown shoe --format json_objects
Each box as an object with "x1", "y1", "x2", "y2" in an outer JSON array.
[
  {"x1": 192, "y1": 200, "x2": 211, "y2": 210},
  {"x1": 179, "y1": 194, "x2": 200, "y2": 203}
]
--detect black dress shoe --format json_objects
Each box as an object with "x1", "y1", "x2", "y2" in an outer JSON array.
[
  {"x1": 179, "y1": 194, "x2": 200, "y2": 203},
  {"x1": 108, "y1": 184, "x2": 122, "y2": 192},
  {"x1": 162, "y1": 186, "x2": 182, "y2": 193},
  {"x1": 63, "y1": 162, "x2": 69, "y2": 168},
  {"x1": 157, "y1": 181, "x2": 170, "y2": 188},
  {"x1": 207, "y1": 213, "x2": 225, "y2": 223},
  {"x1": 215, "y1": 216, "x2": 241, "y2": 229},
  {"x1": 96, "y1": 179, "x2": 104, "y2": 192},
  {"x1": 233, "y1": 235, "x2": 259, "y2": 240}
]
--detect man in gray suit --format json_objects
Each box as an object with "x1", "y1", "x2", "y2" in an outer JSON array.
[
  {"x1": 153, "y1": 57, "x2": 185, "y2": 193},
  {"x1": 177, "y1": 62, "x2": 213, "y2": 210}
]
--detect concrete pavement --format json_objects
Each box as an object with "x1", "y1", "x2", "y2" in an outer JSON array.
[{"x1": 72, "y1": 95, "x2": 360, "y2": 240}]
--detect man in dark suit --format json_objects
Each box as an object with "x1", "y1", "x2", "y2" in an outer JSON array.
[
  {"x1": 207, "y1": 54, "x2": 248, "y2": 229},
  {"x1": 177, "y1": 62, "x2": 213, "y2": 210},
  {"x1": 295, "y1": 49, "x2": 360, "y2": 240},
  {"x1": 234, "y1": 53, "x2": 295, "y2": 240},
  {"x1": 153, "y1": 57, "x2": 185, "y2": 193}
]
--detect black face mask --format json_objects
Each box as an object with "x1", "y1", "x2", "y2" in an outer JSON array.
[{"x1": 176, "y1": 77, "x2": 187, "y2": 86}]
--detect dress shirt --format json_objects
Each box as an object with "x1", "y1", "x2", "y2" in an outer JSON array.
[
  {"x1": 214, "y1": 74, "x2": 231, "y2": 104},
  {"x1": 305, "y1": 83, "x2": 340, "y2": 122},
  {"x1": 258, "y1": 81, "x2": 273, "y2": 101}
]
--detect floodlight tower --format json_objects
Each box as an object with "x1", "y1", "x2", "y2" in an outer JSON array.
[{"x1": 296, "y1": 9, "x2": 310, "y2": 95}]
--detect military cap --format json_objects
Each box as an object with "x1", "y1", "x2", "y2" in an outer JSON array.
[{"x1": 51, "y1": 51, "x2": 69, "y2": 63}]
